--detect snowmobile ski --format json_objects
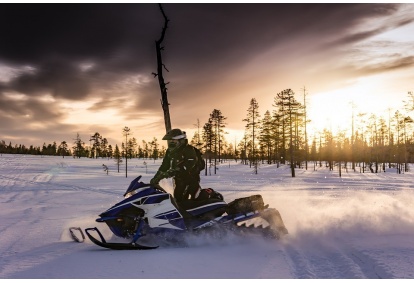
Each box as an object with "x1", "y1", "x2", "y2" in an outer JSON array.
[
  {"x1": 69, "y1": 227, "x2": 85, "y2": 243},
  {"x1": 85, "y1": 227, "x2": 159, "y2": 250}
]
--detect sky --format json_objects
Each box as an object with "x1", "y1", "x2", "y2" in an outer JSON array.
[{"x1": 1, "y1": 2, "x2": 414, "y2": 148}]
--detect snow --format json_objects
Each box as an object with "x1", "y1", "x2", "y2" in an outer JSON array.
[{"x1": 1, "y1": 154, "x2": 414, "y2": 279}]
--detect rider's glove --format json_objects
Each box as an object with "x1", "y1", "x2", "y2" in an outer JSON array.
[
  {"x1": 150, "y1": 176, "x2": 160, "y2": 185},
  {"x1": 150, "y1": 171, "x2": 172, "y2": 185},
  {"x1": 150, "y1": 173, "x2": 164, "y2": 185}
]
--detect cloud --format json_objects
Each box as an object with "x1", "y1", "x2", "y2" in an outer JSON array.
[
  {"x1": 7, "y1": 59, "x2": 90, "y2": 100},
  {"x1": 360, "y1": 55, "x2": 414, "y2": 74},
  {"x1": 0, "y1": 4, "x2": 158, "y2": 63},
  {"x1": 0, "y1": 92, "x2": 63, "y2": 120}
]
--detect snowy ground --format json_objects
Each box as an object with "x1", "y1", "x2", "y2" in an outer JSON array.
[{"x1": 1, "y1": 154, "x2": 413, "y2": 279}]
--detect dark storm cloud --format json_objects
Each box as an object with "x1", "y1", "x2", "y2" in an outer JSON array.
[
  {"x1": 152, "y1": 3, "x2": 404, "y2": 105},
  {"x1": 7, "y1": 58, "x2": 90, "y2": 99},
  {"x1": 0, "y1": 3, "x2": 402, "y2": 99},
  {"x1": 163, "y1": 3, "x2": 399, "y2": 65},
  {"x1": 0, "y1": 4, "x2": 159, "y2": 64},
  {"x1": 0, "y1": 3, "x2": 162, "y2": 102}
]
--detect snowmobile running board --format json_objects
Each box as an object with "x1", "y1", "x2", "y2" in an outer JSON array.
[{"x1": 84, "y1": 227, "x2": 159, "y2": 250}]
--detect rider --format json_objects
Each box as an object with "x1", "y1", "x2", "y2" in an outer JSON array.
[{"x1": 150, "y1": 128, "x2": 203, "y2": 203}]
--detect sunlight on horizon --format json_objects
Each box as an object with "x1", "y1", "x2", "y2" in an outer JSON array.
[{"x1": 307, "y1": 74, "x2": 408, "y2": 139}]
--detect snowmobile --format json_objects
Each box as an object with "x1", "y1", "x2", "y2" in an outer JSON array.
[{"x1": 70, "y1": 175, "x2": 288, "y2": 250}]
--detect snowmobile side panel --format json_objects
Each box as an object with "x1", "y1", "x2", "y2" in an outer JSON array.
[{"x1": 185, "y1": 201, "x2": 227, "y2": 217}]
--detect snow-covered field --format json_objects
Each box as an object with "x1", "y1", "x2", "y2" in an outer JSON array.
[{"x1": 1, "y1": 154, "x2": 413, "y2": 279}]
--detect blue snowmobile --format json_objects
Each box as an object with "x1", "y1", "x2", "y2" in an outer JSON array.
[{"x1": 70, "y1": 176, "x2": 288, "y2": 250}]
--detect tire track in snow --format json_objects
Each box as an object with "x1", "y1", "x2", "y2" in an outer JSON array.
[
  {"x1": 0, "y1": 205, "x2": 50, "y2": 254},
  {"x1": 0, "y1": 241, "x2": 87, "y2": 278},
  {"x1": 0, "y1": 174, "x2": 119, "y2": 196},
  {"x1": 280, "y1": 240, "x2": 317, "y2": 278},
  {"x1": 0, "y1": 155, "x2": 30, "y2": 189},
  {"x1": 31, "y1": 172, "x2": 53, "y2": 183},
  {"x1": 340, "y1": 242, "x2": 396, "y2": 279},
  {"x1": 280, "y1": 234, "x2": 396, "y2": 279}
]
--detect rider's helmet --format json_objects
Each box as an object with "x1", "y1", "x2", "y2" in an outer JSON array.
[{"x1": 163, "y1": 128, "x2": 187, "y2": 149}]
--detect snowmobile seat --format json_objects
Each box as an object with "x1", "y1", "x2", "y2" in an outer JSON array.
[
  {"x1": 178, "y1": 198, "x2": 228, "y2": 218},
  {"x1": 226, "y1": 195, "x2": 265, "y2": 214}
]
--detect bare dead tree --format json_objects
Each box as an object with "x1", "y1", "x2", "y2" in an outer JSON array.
[{"x1": 153, "y1": 4, "x2": 172, "y2": 133}]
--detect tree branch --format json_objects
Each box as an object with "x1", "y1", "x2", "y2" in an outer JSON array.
[{"x1": 155, "y1": 3, "x2": 172, "y2": 133}]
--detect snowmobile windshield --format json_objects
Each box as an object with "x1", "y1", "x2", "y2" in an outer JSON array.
[
  {"x1": 124, "y1": 187, "x2": 151, "y2": 199},
  {"x1": 124, "y1": 190, "x2": 138, "y2": 199},
  {"x1": 124, "y1": 187, "x2": 168, "y2": 200},
  {"x1": 123, "y1": 175, "x2": 167, "y2": 199}
]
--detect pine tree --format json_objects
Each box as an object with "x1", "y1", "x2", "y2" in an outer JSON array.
[
  {"x1": 202, "y1": 120, "x2": 214, "y2": 175},
  {"x1": 90, "y1": 132, "x2": 102, "y2": 158},
  {"x1": 243, "y1": 98, "x2": 260, "y2": 174},
  {"x1": 209, "y1": 109, "x2": 227, "y2": 173},
  {"x1": 273, "y1": 89, "x2": 302, "y2": 177},
  {"x1": 58, "y1": 141, "x2": 69, "y2": 158},
  {"x1": 73, "y1": 133, "x2": 85, "y2": 158},
  {"x1": 114, "y1": 144, "x2": 123, "y2": 173},
  {"x1": 122, "y1": 126, "x2": 131, "y2": 178},
  {"x1": 259, "y1": 110, "x2": 273, "y2": 164},
  {"x1": 150, "y1": 137, "x2": 159, "y2": 161}
]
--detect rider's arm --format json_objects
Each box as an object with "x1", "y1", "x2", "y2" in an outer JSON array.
[{"x1": 150, "y1": 150, "x2": 171, "y2": 184}]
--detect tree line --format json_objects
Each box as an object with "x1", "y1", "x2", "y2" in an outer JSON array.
[
  {"x1": 190, "y1": 89, "x2": 414, "y2": 177},
  {"x1": 1, "y1": 89, "x2": 413, "y2": 177},
  {"x1": 0, "y1": 131, "x2": 167, "y2": 161}
]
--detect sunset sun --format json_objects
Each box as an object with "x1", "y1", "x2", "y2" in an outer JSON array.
[{"x1": 306, "y1": 72, "x2": 407, "y2": 140}]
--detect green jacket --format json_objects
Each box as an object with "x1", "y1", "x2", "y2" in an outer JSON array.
[{"x1": 154, "y1": 143, "x2": 201, "y2": 182}]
